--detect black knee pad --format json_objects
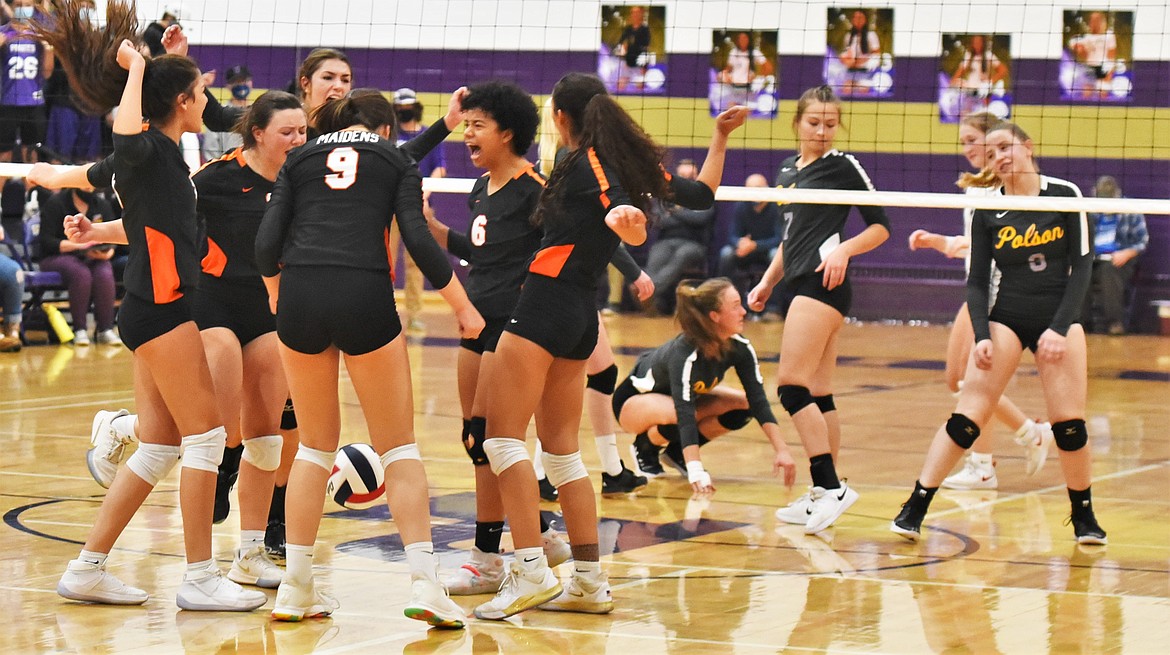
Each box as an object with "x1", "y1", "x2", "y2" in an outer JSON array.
[
  {"x1": 280, "y1": 398, "x2": 297, "y2": 430},
  {"x1": 945, "y1": 413, "x2": 980, "y2": 449},
  {"x1": 777, "y1": 385, "x2": 814, "y2": 416},
  {"x1": 717, "y1": 409, "x2": 752, "y2": 431},
  {"x1": 656, "y1": 423, "x2": 680, "y2": 442},
  {"x1": 814, "y1": 394, "x2": 836, "y2": 413},
  {"x1": 1052, "y1": 419, "x2": 1088, "y2": 452},
  {"x1": 463, "y1": 416, "x2": 489, "y2": 466},
  {"x1": 586, "y1": 364, "x2": 618, "y2": 395}
]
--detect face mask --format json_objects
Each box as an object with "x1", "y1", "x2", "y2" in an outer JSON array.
[
  {"x1": 395, "y1": 109, "x2": 416, "y2": 125},
  {"x1": 79, "y1": 7, "x2": 96, "y2": 23},
  {"x1": 231, "y1": 84, "x2": 252, "y2": 101},
  {"x1": 14, "y1": 6, "x2": 34, "y2": 20}
]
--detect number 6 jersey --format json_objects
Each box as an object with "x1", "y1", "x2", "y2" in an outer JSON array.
[{"x1": 967, "y1": 175, "x2": 1093, "y2": 343}]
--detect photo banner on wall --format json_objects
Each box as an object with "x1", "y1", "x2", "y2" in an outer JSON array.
[
  {"x1": 938, "y1": 34, "x2": 1012, "y2": 123},
  {"x1": 708, "y1": 30, "x2": 778, "y2": 117},
  {"x1": 598, "y1": 5, "x2": 668, "y2": 95},
  {"x1": 1060, "y1": 9, "x2": 1134, "y2": 101},
  {"x1": 824, "y1": 7, "x2": 894, "y2": 98}
]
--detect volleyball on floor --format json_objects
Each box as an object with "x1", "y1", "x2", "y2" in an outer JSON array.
[{"x1": 327, "y1": 443, "x2": 385, "y2": 510}]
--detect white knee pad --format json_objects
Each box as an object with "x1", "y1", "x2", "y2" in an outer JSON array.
[
  {"x1": 181, "y1": 427, "x2": 227, "y2": 473},
  {"x1": 126, "y1": 443, "x2": 181, "y2": 486},
  {"x1": 295, "y1": 444, "x2": 336, "y2": 472},
  {"x1": 482, "y1": 438, "x2": 530, "y2": 476},
  {"x1": 542, "y1": 451, "x2": 588, "y2": 488},
  {"x1": 242, "y1": 434, "x2": 284, "y2": 472},
  {"x1": 380, "y1": 443, "x2": 421, "y2": 469}
]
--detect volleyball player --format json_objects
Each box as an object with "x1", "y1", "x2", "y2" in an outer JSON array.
[
  {"x1": 255, "y1": 92, "x2": 483, "y2": 625},
  {"x1": 31, "y1": 1, "x2": 266, "y2": 611},
  {"x1": 473, "y1": 73, "x2": 745, "y2": 620},
  {"x1": 534, "y1": 95, "x2": 655, "y2": 495},
  {"x1": 83, "y1": 92, "x2": 308, "y2": 588},
  {"x1": 907, "y1": 110, "x2": 1053, "y2": 489},
  {"x1": 891, "y1": 121, "x2": 1106, "y2": 545},
  {"x1": 748, "y1": 85, "x2": 890, "y2": 535},
  {"x1": 423, "y1": 81, "x2": 572, "y2": 595},
  {"x1": 613, "y1": 277, "x2": 797, "y2": 494}
]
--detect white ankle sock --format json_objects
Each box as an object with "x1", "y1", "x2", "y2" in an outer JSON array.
[
  {"x1": 404, "y1": 541, "x2": 438, "y2": 583},
  {"x1": 112, "y1": 415, "x2": 138, "y2": 440},
  {"x1": 185, "y1": 559, "x2": 214, "y2": 580},
  {"x1": 595, "y1": 434, "x2": 622, "y2": 476},
  {"x1": 78, "y1": 550, "x2": 107, "y2": 567},
  {"x1": 573, "y1": 560, "x2": 602, "y2": 580},
  {"x1": 1015, "y1": 419, "x2": 1036, "y2": 440},
  {"x1": 515, "y1": 547, "x2": 544, "y2": 574},
  {"x1": 240, "y1": 530, "x2": 265, "y2": 551},
  {"x1": 286, "y1": 543, "x2": 314, "y2": 585}
]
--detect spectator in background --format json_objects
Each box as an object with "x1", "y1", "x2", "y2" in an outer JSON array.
[
  {"x1": 1083, "y1": 175, "x2": 1147, "y2": 335},
  {"x1": 142, "y1": 5, "x2": 181, "y2": 57},
  {"x1": 37, "y1": 187, "x2": 119, "y2": 346},
  {"x1": 717, "y1": 173, "x2": 785, "y2": 320},
  {"x1": 0, "y1": 224, "x2": 23, "y2": 352},
  {"x1": 0, "y1": 0, "x2": 54, "y2": 166},
  {"x1": 202, "y1": 65, "x2": 252, "y2": 160},
  {"x1": 644, "y1": 159, "x2": 717, "y2": 314},
  {"x1": 390, "y1": 87, "x2": 445, "y2": 332}
]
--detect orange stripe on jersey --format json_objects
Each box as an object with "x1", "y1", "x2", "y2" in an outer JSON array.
[
  {"x1": 586, "y1": 148, "x2": 611, "y2": 208},
  {"x1": 192, "y1": 147, "x2": 247, "y2": 177},
  {"x1": 529, "y1": 244, "x2": 574, "y2": 278},
  {"x1": 201, "y1": 237, "x2": 227, "y2": 276},
  {"x1": 144, "y1": 226, "x2": 183, "y2": 303},
  {"x1": 384, "y1": 227, "x2": 396, "y2": 283},
  {"x1": 514, "y1": 163, "x2": 546, "y2": 187}
]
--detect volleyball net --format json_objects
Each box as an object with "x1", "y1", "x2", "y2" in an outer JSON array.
[{"x1": 12, "y1": 1, "x2": 1170, "y2": 216}]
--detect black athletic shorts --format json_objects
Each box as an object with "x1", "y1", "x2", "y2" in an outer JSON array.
[
  {"x1": 460, "y1": 315, "x2": 509, "y2": 354},
  {"x1": 277, "y1": 266, "x2": 401, "y2": 356},
  {"x1": 611, "y1": 375, "x2": 641, "y2": 421},
  {"x1": 117, "y1": 292, "x2": 194, "y2": 351},
  {"x1": 504, "y1": 274, "x2": 598, "y2": 360},
  {"x1": 194, "y1": 274, "x2": 275, "y2": 347},
  {"x1": 0, "y1": 104, "x2": 46, "y2": 152},
  {"x1": 788, "y1": 272, "x2": 852, "y2": 316},
  {"x1": 989, "y1": 311, "x2": 1073, "y2": 353}
]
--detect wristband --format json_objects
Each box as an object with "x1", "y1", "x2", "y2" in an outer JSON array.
[{"x1": 686, "y1": 460, "x2": 708, "y2": 484}]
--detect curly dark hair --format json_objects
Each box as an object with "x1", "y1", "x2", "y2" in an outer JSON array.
[
  {"x1": 461, "y1": 81, "x2": 539, "y2": 156},
  {"x1": 33, "y1": 0, "x2": 199, "y2": 122},
  {"x1": 535, "y1": 72, "x2": 668, "y2": 225}
]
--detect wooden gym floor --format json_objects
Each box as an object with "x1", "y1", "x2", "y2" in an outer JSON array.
[{"x1": 1, "y1": 311, "x2": 1167, "y2": 653}]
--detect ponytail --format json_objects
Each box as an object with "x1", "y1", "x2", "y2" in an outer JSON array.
[
  {"x1": 535, "y1": 72, "x2": 669, "y2": 225},
  {"x1": 34, "y1": 0, "x2": 198, "y2": 122},
  {"x1": 675, "y1": 278, "x2": 736, "y2": 359}
]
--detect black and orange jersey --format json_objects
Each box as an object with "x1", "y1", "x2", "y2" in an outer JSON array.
[
  {"x1": 773, "y1": 150, "x2": 890, "y2": 280},
  {"x1": 527, "y1": 147, "x2": 628, "y2": 287},
  {"x1": 627, "y1": 333, "x2": 776, "y2": 449},
  {"x1": 255, "y1": 129, "x2": 452, "y2": 288},
  {"x1": 193, "y1": 148, "x2": 273, "y2": 280},
  {"x1": 968, "y1": 176, "x2": 1092, "y2": 341},
  {"x1": 87, "y1": 128, "x2": 198, "y2": 305},
  {"x1": 447, "y1": 164, "x2": 544, "y2": 318},
  {"x1": 528, "y1": 148, "x2": 715, "y2": 289}
]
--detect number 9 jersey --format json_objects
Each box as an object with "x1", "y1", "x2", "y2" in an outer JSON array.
[{"x1": 255, "y1": 129, "x2": 453, "y2": 287}]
